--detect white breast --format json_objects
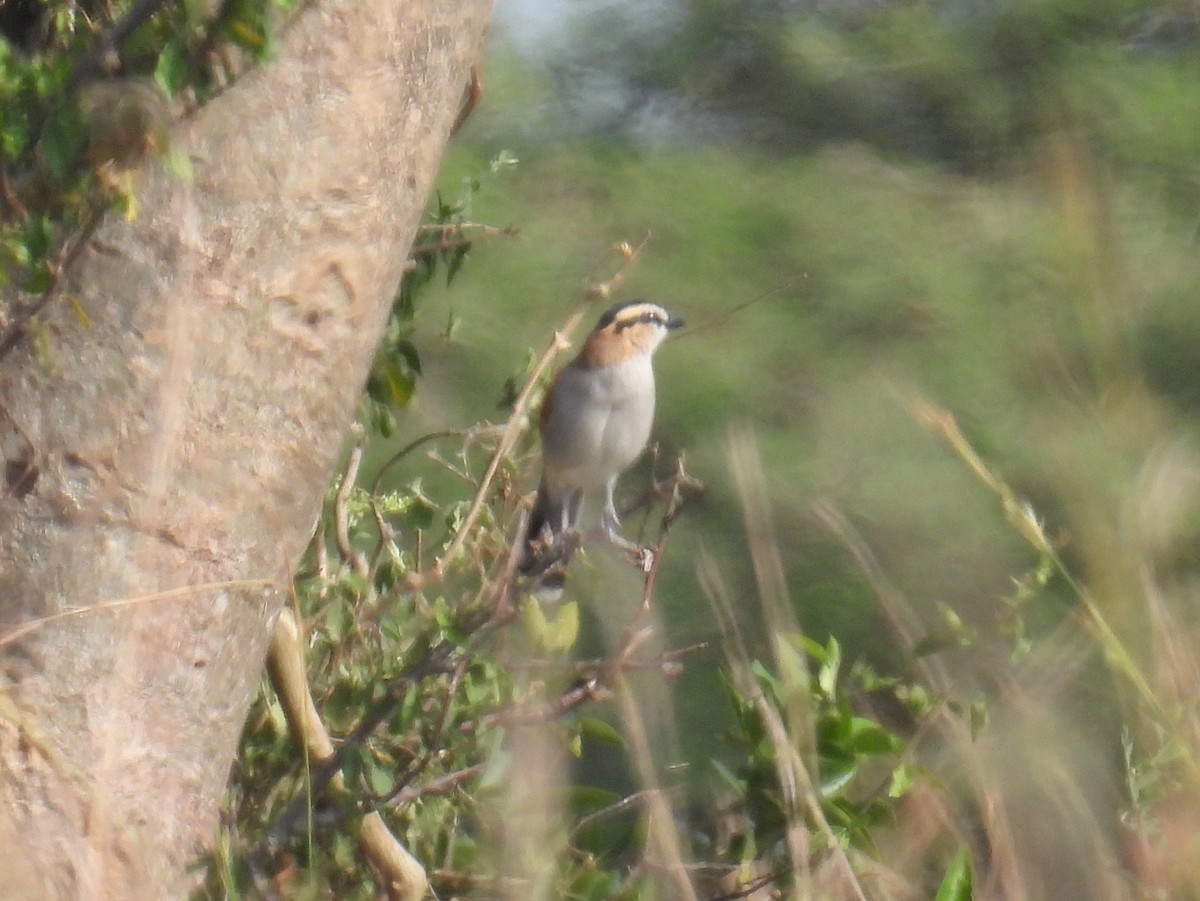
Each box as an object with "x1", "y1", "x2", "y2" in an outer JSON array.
[{"x1": 541, "y1": 354, "x2": 656, "y2": 493}]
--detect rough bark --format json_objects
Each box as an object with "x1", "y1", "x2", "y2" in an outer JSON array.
[{"x1": 0, "y1": 1, "x2": 492, "y2": 896}]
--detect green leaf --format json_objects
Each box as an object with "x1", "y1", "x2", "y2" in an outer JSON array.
[
  {"x1": 848, "y1": 717, "x2": 900, "y2": 755},
  {"x1": 394, "y1": 338, "x2": 422, "y2": 375},
  {"x1": 404, "y1": 495, "x2": 435, "y2": 531},
  {"x1": 154, "y1": 41, "x2": 189, "y2": 97},
  {"x1": 162, "y1": 147, "x2": 194, "y2": 180},
  {"x1": 367, "y1": 758, "x2": 394, "y2": 797},
  {"x1": 570, "y1": 785, "x2": 620, "y2": 817},
  {"x1": 911, "y1": 631, "x2": 962, "y2": 658},
  {"x1": 222, "y1": 5, "x2": 268, "y2": 55},
  {"x1": 66, "y1": 294, "x2": 91, "y2": 328},
  {"x1": 579, "y1": 715, "x2": 625, "y2": 748},
  {"x1": 379, "y1": 359, "x2": 416, "y2": 408},
  {"x1": 817, "y1": 637, "x2": 841, "y2": 698},
  {"x1": 710, "y1": 759, "x2": 746, "y2": 794},
  {"x1": 323, "y1": 598, "x2": 352, "y2": 642},
  {"x1": 521, "y1": 598, "x2": 550, "y2": 646},
  {"x1": 935, "y1": 846, "x2": 973, "y2": 901},
  {"x1": 888, "y1": 763, "x2": 915, "y2": 798},
  {"x1": 0, "y1": 113, "x2": 29, "y2": 158},
  {"x1": 819, "y1": 755, "x2": 857, "y2": 798},
  {"x1": 750, "y1": 659, "x2": 782, "y2": 703},
  {"x1": 40, "y1": 105, "x2": 85, "y2": 179},
  {"x1": 545, "y1": 601, "x2": 579, "y2": 653}
]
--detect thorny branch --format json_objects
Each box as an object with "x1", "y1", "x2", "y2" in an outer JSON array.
[
  {"x1": 263, "y1": 459, "x2": 703, "y2": 871},
  {"x1": 259, "y1": 237, "x2": 714, "y2": 891}
]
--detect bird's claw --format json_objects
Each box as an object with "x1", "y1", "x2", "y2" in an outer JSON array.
[{"x1": 633, "y1": 545, "x2": 655, "y2": 573}]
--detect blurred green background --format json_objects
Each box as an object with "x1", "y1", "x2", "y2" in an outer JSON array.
[{"x1": 388, "y1": 0, "x2": 1200, "y2": 774}]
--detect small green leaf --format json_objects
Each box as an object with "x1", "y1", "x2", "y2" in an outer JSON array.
[
  {"x1": 817, "y1": 648, "x2": 840, "y2": 698},
  {"x1": 162, "y1": 147, "x2": 194, "y2": 180},
  {"x1": 819, "y1": 755, "x2": 857, "y2": 798},
  {"x1": 848, "y1": 717, "x2": 900, "y2": 755},
  {"x1": 912, "y1": 631, "x2": 962, "y2": 658},
  {"x1": 367, "y1": 759, "x2": 394, "y2": 797},
  {"x1": 395, "y1": 339, "x2": 422, "y2": 375},
  {"x1": 404, "y1": 495, "x2": 435, "y2": 531},
  {"x1": 521, "y1": 599, "x2": 550, "y2": 646},
  {"x1": 545, "y1": 600, "x2": 579, "y2": 653},
  {"x1": 40, "y1": 105, "x2": 84, "y2": 179},
  {"x1": 579, "y1": 715, "x2": 625, "y2": 748},
  {"x1": 66, "y1": 294, "x2": 91, "y2": 327},
  {"x1": 380, "y1": 360, "x2": 416, "y2": 408},
  {"x1": 154, "y1": 42, "x2": 189, "y2": 97},
  {"x1": 888, "y1": 763, "x2": 915, "y2": 798},
  {"x1": 324, "y1": 598, "x2": 352, "y2": 641},
  {"x1": 935, "y1": 846, "x2": 973, "y2": 901}
]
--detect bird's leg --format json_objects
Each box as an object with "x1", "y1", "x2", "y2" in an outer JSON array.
[
  {"x1": 601, "y1": 479, "x2": 655, "y2": 572},
  {"x1": 600, "y1": 478, "x2": 623, "y2": 536}
]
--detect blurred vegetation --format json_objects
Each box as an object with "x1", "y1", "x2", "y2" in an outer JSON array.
[{"x1": 9, "y1": 0, "x2": 1200, "y2": 898}]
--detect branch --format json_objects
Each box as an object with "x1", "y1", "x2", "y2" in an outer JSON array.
[
  {"x1": 0, "y1": 209, "x2": 105, "y2": 362},
  {"x1": 332, "y1": 441, "x2": 369, "y2": 578},
  {"x1": 263, "y1": 607, "x2": 427, "y2": 901},
  {"x1": 66, "y1": 0, "x2": 174, "y2": 93}
]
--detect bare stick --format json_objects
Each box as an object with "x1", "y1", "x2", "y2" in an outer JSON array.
[
  {"x1": 266, "y1": 607, "x2": 427, "y2": 901},
  {"x1": 333, "y1": 442, "x2": 369, "y2": 577}
]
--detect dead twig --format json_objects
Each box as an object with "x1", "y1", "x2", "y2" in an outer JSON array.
[
  {"x1": 333, "y1": 442, "x2": 369, "y2": 578},
  {"x1": 264, "y1": 606, "x2": 427, "y2": 901}
]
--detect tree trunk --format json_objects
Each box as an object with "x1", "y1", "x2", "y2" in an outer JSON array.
[{"x1": 0, "y1": 1, "x2": 492, "y2": 896}]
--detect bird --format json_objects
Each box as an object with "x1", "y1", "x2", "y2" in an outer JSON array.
[{"x1": 520, "y1": 299, "x2": 684, "y2": 597}]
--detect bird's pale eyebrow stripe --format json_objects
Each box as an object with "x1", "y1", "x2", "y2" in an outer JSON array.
[{"x1": 613, "y1": 310, "x2": 666, "y2": 331}]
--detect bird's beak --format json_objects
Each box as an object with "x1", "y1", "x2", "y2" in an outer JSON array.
[{"x1": 667, "y1": 312, "x2": 685, "y2": 330}]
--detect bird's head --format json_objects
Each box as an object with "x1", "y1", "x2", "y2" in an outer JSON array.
[{"x1": 578, "y1": 300, "x2": 685, "y2": 367}]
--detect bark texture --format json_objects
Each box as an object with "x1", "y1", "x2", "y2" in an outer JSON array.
[{"x1": 0, "y1": 1, "x2": 492, "y2": 896}]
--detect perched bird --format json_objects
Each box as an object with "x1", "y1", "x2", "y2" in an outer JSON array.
[{"x1": 520, "y1": 299, "x2": 684, "y2": 596}]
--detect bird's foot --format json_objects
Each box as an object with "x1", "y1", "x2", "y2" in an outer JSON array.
[
  {"x1": 520, "y1": 528, "x2": 581, "y2": 595},
  {"x1": 632, "y1": 544, "x2": 655, "y2": 573},
  {"x1": 600, "y1": 523, "x2": 654, "y2": 572}
]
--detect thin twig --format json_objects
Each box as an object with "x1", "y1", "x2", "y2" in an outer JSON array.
[
  {"x1": 0, "y1": 209, "x2": 105, "y2": 362},
  {"x1": 670, "y1": 277, "x2": 804, "y2": 344},
  {"x1": 0, "y1": 578, "x2": 273, "y2": 648},
  {"x1": 568, "y1": 788, "x2": 657, "y2": 841},
  {"x1": 375, "y1": 659, "x2": 469, "y2": 807},
  {"x1": 333, "y1": 443, "x2": 369, "y2": 578},
  {"x1": 385, "y1": 764, "x2": 485, "y2": 809},
  {"x1": 66, "y1": 0, "x2": 174, "y2": 93}
]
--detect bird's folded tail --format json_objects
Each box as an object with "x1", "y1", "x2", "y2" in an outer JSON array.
[{"x1": 518, "y1": 482, "x2": 580, "y2": 599}]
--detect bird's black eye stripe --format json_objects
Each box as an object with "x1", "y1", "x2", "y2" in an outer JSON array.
[{"x1": 613, "y1": 311, "x2": 666, "y2": 331}]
